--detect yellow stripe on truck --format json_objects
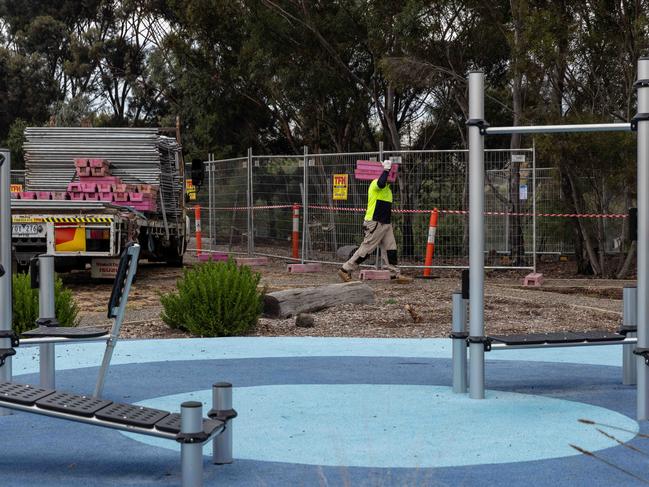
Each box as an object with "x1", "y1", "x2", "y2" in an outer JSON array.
[{"x1": 44, "y1": 217, "x2": 113, "y2": 223}]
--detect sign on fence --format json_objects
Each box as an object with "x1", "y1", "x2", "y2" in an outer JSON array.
[
  {"x1": 10, "y1": 184, "x2": 22, "y2": 193},
  {"x1": 333, "y1": 174, "x2": 349, "y2": 200},
  {"x1": 186, "y1": 179, "x2": 197, "y2": 201}
]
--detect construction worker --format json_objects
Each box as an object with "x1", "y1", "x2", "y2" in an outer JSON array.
[{"x1": 338, "y1": 159, "x2": 412, "y2": 283}]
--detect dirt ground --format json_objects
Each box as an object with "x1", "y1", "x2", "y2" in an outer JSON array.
[{"x1": 61, "y1": 254, "x2": 631, "y2": 340}]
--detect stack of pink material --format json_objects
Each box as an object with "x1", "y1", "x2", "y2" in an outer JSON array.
[
  {"x1": 354, "y1": 160, "x2": 398, "y2": 182},
  {"x1": 66, "y1": 158, "x2": 159, "y2": 212}
]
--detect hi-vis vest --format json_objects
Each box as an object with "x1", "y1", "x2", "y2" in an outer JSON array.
[{"x1": 364, "y1": 180, "x2": 393, "y2": 224}]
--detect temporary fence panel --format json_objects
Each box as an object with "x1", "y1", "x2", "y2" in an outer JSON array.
[
  {"x1": 250, "y1": 155, "x2": 304, "y2": 260},
  {"x1": 203, "y1": 157, "x2": 249, "y2": 255},
  {"x1": 204, "y1": 148, "x2": 544, "y2": 269}
]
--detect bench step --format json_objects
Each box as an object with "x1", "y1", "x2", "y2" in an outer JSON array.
[
  {"x1": 36, "y1": 391, "x2": 112, "y2": 417},
  {"x1": 0, "y1": 382, "x2": 54, "y2": 405},
  {"x1": 95, "y1": 402, "x2": 170, "y2": 428}
]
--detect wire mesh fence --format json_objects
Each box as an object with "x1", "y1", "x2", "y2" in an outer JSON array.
[{"x1": 196, "y1": 147, "x2": 557, "y2": 270}]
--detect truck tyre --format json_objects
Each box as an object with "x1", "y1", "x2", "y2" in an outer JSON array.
[{"x1": 165, "y1": 237, "x2": 184, "y2": 267}]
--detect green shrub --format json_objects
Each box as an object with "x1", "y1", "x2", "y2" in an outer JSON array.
[
  {"x1": 12, "y1": 273, "x2": 79, "y2": 334},
  {"x1": 160, "y1": 259, "x2": 263, "y2": 337}
]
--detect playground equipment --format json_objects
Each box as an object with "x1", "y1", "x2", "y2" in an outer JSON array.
[
  {"x1": 0, "y1": 149, "x2": 236, "y2": 486},
  {"x1": 453, "y1": 56, "x2": 649, "y2": 420}
]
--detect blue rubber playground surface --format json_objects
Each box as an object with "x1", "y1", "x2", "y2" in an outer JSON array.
[{"x1": 1, "y1": 337, "x2": 647, "y2": 486}]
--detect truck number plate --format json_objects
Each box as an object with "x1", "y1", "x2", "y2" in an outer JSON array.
[{"x1": 12, "y1": 223, "x2": 44, "y2": 237}]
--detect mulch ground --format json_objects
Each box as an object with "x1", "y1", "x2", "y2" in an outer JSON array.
[{"x1": 61, "y1": 254, "x2": 631, "y2": 340}]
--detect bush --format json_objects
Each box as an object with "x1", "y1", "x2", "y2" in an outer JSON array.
[
  {"x1": 12, "y1": 273, "x2": 79, "y2": 334},
  {"x1": 160, "y1": 259, "x2": 263, "y2": 337}
]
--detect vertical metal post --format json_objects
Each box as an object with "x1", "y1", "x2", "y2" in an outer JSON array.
[
  {"x1": 247, "y1": 148, "x2": 253, "y2": 256},
  {"x1": 38, "y1": 254, "x2": 56, "y2": 389},
  {"x1": 468, "y1": 70, "x2": 486, "y2": 399},
  {"x1": 301, "y1": 146, "x2": 309, "y2": 263},
  {"x1": 208, "y1": 156, "x2": 213, "y2": 254},
  {"x1": 376, "y1": 141, "x2": 384, "y2": 269},
  {"x1": 0, "y1": 149, "x2": 13, "y2": 398},
  {"x1": 532, "y1": 142, "x2": 537, "y2": 273},
  {"x1": 636, "y1": 56, "x2": 649, "y2": 420},
  {"x1": 452, "y1": 291, "x2": 468, "y2": 393},
  {"x1": 212, "y1": 382, "x2": 234, "y2": 464},
  {"x1": 180, "y1": 401, "x2": 204, "y2": 487},
  {"x1": 623, "y1": 284, "x2": 637, "y2": 385}
]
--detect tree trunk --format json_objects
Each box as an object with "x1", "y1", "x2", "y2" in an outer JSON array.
[{"x1": 263, "y1": 282, "x2": 375, "y2": 318}]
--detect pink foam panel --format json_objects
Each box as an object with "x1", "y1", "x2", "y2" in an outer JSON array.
[
  {"x1": 37, "y1": 192, "x2": 52, "y2": 200},
  {"x1": 20, "y1": 192, "x2": 36, "y2": 200},
  {"x1": 74, "y1": 158, "x2": 89, "y2": 168},
  {"x1": 69, "y1": 192, "x2": 85, "y2": 201},
  {"x1": 98, "y1": 193, "x2": 113, "y2": 202}
]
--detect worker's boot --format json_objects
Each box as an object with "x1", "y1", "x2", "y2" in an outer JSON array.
[
  {"x1": 337, "y1": 268, "x2": 353, "y2": 282},
  {"x1": 391, "y1": 274, "x2": 413, "y2": 284}
]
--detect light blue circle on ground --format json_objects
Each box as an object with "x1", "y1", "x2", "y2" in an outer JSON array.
[{"x1": 125, "y1": 384, "x2": 638, "y2": 468}]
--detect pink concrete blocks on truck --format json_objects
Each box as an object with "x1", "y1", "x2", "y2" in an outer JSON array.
[
  {"x1": 37, "y1": 192, "x2": 52, "y2": 200},
  {"x1": 67, "y1": 182, "x2": 83, "y2": 193},
  {"x1": 89, "y1": 158, "x2": 108, "y2": 168},
  {"x1": 354, "y1": 160, "x2": 398, "y2": 182},
  {"x1": 235, "y1": 257, "x2": 269, "y2": 266},
  {"x1": 523, "y1": 272, "x2": 544, "y2": 287},
  {"x1": 80, "y1": 182, "x2": 97, "y2": 193},
  {"x1": 76, "y1": 166, "x2": 92, "y2": 178},
  {"x1": 90, "y1": 166, "x2": 109, "y2": 177},
  {"x1": 359, "y1": 269, "x2": 391, "y2": 280},
  {"x1": 51, "y1": 192, "x2": 68, "y2": 200},
  {"x1": 74, "y1": 158, "x2": 89, "y2": 168},
  {"x1": 69, "y1": 192, "x2": 85, "y2": 201},
  {"x1": 287, "y1": 263, "x2": 322, "y2": 273},
  {"x1": 20, "y1": 192, "x2": 36, "y2": 200},
  {"x1": 98, "y1": 193, "x2": 113, "y2": 202}
]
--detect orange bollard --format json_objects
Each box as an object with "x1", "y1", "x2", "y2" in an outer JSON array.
[
  {"x1": 194, "y1": 205, "x2": 202, "y2": 257},
  {"x1": 423, "y1": 208, "x2": 439, "y2": 277},
  {"x1": 291, "y1": 203, "x2": 300, "y2": 259}
]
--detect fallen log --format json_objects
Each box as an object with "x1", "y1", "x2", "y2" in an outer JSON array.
[{"x1": 263, "y1": 281, "x2": 375, "y2": 318}]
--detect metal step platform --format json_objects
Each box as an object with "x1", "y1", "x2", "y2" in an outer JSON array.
[
  {"x1": 488, "y1": 331, "x2": 634, "y2": 350},
  {"x1": 21, "y1": 326, "x2": 108, "y2": 339},
  {"x1": 0, "y1": 381, "x2": 225, "y2": 441}
]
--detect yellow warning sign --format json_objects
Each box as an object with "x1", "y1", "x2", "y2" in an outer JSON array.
[
  {"x1": 333, "y1": 174, "x2": 348, "y2": 201},
  {"x1": 186, "y1": 179, "x2": 197, "y2": 201},
  {"x1": 10, "y1": 184, "x2": 22, "y2": 193}
]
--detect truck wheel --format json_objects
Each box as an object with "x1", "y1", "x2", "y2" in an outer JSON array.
[{"x1": 165, "y1": 238, "x2": 184, "y2": 267}]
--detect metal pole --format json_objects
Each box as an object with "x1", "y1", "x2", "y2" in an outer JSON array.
[
  {"x1": 468, "y1": 70, "x2": 486, "y2": 399},
  {"x1": 485, "y1": 123, "x2": 632, "y2": 135},
  {"x1": 376, "y1": 141, "x2": 384, "y2": 269},
  {"x1": 636, "y1": 56, "x2": 649, "y2": 420},
  {"x1": 0, "y1": 149, "x2": 13, "y2": 399},
  {"x1": 452, "y1": 291, "x2": 468, "y2": 393},
  {"x1": 38, "y1": 254, "x2": 56, "y2": 389},
  {"x1": 301, "y1": 146, "x2": 309, "y2": 263},
  {"x1": 623, "y1": 284, "x2": 637, "y2": 385},
  {"x1": 530, "y1": 143, "x2": 536, "y2": 272},
  {"x1": 247, "y1": 148, "x2": 254, "y2": 256},
  {"x1": 180, "y1": 401, "x2": 204, "y2": 487},
  {"x1": 212, "y1": 382, "x2": 233, "y2": 464},
  {"x1": 208, "y1": 156, "x2": 213, "y2": 254}
]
